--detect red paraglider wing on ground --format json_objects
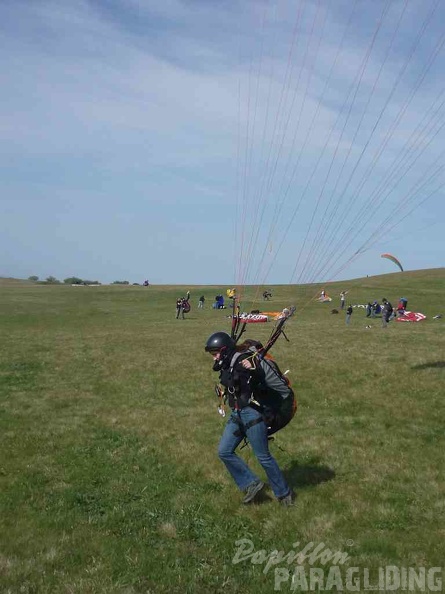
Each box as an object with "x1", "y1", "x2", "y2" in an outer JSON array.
[{"x1": 395, "y1": 311, "x2": 426, "y2": 322}]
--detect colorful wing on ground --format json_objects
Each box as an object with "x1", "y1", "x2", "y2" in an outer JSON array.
[
  {"x1": 395, "y1": 311, "x2": 426, "y2": 322},
  {"x1": 239, "y1": 313, "x2": 269, "y2": 323}
]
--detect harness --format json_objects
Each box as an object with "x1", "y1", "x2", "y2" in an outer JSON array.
[{"x1": 219, "y1": 349, "x2": 296, "y2": 438}]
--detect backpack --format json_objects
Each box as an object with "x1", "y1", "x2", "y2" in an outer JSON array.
[{"x1": 228, "y1": 347, "x2": 297, "y2": 436}]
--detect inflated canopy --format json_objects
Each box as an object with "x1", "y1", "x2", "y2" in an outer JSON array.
[{"x1": 381, "y1": 253, "x2": 403, "y2": 272}]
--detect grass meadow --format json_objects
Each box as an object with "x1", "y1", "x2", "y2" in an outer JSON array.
[{"x1": 1, "y1": 269, "x2": 444, "y2": 593}]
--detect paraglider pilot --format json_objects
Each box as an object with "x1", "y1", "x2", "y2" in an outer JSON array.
[
  {"x1": 381, "y1": 298, "x2": 393, "y2": 327},
  {"x1": 205, "y1": 332, "x2": 295, "y2": 506},
  {"x1": 176, "y1": 297, "x2": 185, "y2": 319}
]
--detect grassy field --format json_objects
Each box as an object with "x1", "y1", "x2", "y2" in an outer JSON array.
[{"x1": 1, "y1": 270, "x2": 444, "y2": 593}]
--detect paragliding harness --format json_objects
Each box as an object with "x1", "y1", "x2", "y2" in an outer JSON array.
[
  {"x1": 215, "y1": 300, "x2": 297, "y2": 438},
  {"x1": 226, "y1": 349, "x2": 296, "y2": 438}
]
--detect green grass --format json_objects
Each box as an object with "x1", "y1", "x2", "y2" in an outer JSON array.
[{"x1": 0, "y1": 270, "x2": 444, "y2": 593}]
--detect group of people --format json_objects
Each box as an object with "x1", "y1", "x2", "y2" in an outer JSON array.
[
  {"x1": 344, "y1": 296, "x2": 409, "y2": 327},
  {"x1": 175, "y1": 290, "x2": 245, "y2": 315},
  {"x1": 365, "y1": 301, "x2": 383, "y2": 318},
  {"x1": 175, "y1": 291, "x2": 235, "y2": 315},
  {"x1": 363, "y1": 297, "x2": 408, "y2": 326}
]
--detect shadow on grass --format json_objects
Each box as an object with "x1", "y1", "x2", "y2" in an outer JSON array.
[
  {"x1": 411, "y1": 361, "x2": 445, "y2": 370},
  {"x1": 283, "y1": 460, "x2": 336, "y2": 490}
]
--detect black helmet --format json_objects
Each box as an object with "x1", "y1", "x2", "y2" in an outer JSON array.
[{"x1": 204, "y1": 331, "x2": 235, "y2": 354}]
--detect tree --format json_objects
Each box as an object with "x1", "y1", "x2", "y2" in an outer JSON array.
[
  {"x1": 28, "y1": 275, "x2": 39, "y2": 281},
  {"x1": 64, "y1": 277, "x2": 83, "y2": 285},
  {"x1": 45, "y1": 276, "x2": 61, "y2": 284},
  {"x1": 112, "y1": 280, "x2": 130, "y2": 285}
]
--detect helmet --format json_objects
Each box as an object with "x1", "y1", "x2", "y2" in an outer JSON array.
[{"x1": 204, "y1": 331, "x2": 235, "y2": 354}]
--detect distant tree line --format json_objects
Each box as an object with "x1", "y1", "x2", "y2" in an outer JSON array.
[{"x1": 28, "y1": 276, "x2": 101, "y2": 285}]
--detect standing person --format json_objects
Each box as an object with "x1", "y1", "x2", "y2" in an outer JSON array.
[
  {"x1": 365, "y1": 302, "x2": 372, "y2": 317},
  {"x1": 205, "y1": 332, "x2": 295, "y2": 507},
  {"x1": 175, "y1": 297, "x2": 184, "y2": 319},
  {"x1": 340, "y1": 291, "x2": 347, "y2": 310},
  {"x1": 198, "y1": 295, "x2": 205, "y2": 309},
  {"x1": 186, "y1": 290, "x2": 191, "y2": 301},
  {"x1": 381, "y1": 298, "x2": 393, "y2": 327},
  {"x1": 346, "y1": 304, "x2": 353, "y2": 325}
]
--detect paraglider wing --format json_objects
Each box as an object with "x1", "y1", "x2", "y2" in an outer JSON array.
[
  {"x1": 381, "y1": 253, "x2": 404, "y2": 272},
  {"x1": 238, "y1": 313, "x2": 268, "y2": 323},
  {"x1": 395, "y1": 311, "x2": 426, "y2": 322}
]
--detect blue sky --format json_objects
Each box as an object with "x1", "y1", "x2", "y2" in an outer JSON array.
[{"x1": 1, "y1": 0, "x2": 443, "y2": 285}]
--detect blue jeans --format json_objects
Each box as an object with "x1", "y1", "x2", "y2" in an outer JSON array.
[{"x1": 218, "y1": 407, "x2": 290, "y2": 498}]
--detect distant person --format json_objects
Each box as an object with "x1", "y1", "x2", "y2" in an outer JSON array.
[
  {"x1": 381, "y1": 298, "x2": 393, "y2": 328},
  {"x1": 262, "y1": 290, "x2": 272, "y2": 301},
  {"x1": 198, "y1": 295, "x2": 205, "y2": 309},
  {"x1": 397, "y1": 297, "x2": 408, "y2": 317},
  {"x1": 340, "y1": 291, "x2": 348, "y2": 310},
  {"x1": 346, "y1": 304, "x2": 353, "y2": 325},
  {"x1": 176, "y1": 297, "x2": 185, "y2": 319},
  {"x1": 186, "y1": 290, "x2": 191, "y2": 301},
  {"x1": 365, "y1": 302, "x2": 372, "y2": 317},
  {"x1": 371, "y1": 301, "x2": 381, "y2": 318}
]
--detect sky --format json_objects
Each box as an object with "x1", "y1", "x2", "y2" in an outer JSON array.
[{"x1": 1, "y1": 0, "x2": 444, "y2": 285}]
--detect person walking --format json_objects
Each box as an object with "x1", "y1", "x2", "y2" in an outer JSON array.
[
  {"x1": 205, "y1": 332, "x2": 295, "y2": 506},
  {"x1": 198, "y1": 295, "x2": 205, "y2": 309}
]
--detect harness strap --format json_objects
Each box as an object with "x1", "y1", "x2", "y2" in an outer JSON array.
[{"x1": 232, "y1": 412, "x2": 264, "y2": 437}]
